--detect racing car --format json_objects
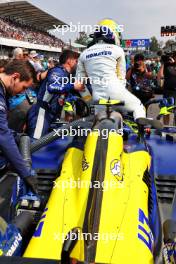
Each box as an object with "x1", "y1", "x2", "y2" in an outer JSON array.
[{"x1": 0, "y1": 99, "x2": 176, "y2": 264}]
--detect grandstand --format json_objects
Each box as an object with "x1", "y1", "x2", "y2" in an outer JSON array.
[{"x1": 0, "y1": 0, "x2": 67, "y2": 57}]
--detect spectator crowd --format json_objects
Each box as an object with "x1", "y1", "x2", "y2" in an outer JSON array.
[{"x1": 0, "y1": 17, "x2": 64, "y2": 48}]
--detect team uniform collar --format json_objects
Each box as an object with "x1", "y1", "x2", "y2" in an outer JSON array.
[{"x1": 0, "y1": 79, "x2": 7, "y2": 96}]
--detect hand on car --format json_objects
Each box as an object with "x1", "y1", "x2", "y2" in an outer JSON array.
[
  {"x1": 74, "y1": 81, "x2": 85, "y2": 91},
  {"x1": 23, "y1": 170, "x2": 38, "y2": 194}
]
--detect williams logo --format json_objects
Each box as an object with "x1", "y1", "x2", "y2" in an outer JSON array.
[
  {"x1": 82, "y1": 155, "x2": 89, "y2": 171},
  {"x1": 110, "y1": 159, "x2": 123, "y2": 181}
]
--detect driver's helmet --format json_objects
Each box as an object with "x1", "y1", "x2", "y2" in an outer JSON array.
[{"x1": 93, "y1": 19, "x2": 122, "y2": 46}]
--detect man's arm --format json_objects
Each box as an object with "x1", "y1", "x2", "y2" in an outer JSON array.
[
  {"x1": 47, "y1": 68, "x2": 74, "y2": 94},
  {"x1": 157, "y1": 64, "x2": 164, "y2": 87},
  {"x1": 126, "y1": 68, "x2": 132, "y2": 81},
  {"x1": 0, "y1": 97, "x2": 30, "y2": 178},
  {"x1": 37, "y1": 70, "x2": 48, "y2": 82},
  {"x1": 47, "y1": 68, "x2": 83, "y2": 93},
  {"x1": 142, "y1": 64, "x2": 153, "y2": 79},
  {"x1": 116, "y1": 48, "x2": 127, "y2": 86},
  {"x1": 76, "y1": 54, "x2": 87, "y2": 81}
]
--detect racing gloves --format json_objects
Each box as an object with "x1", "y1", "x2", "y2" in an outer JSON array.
[{"x1": 23, "y1": 170, "x2": 38, "y2": 194}]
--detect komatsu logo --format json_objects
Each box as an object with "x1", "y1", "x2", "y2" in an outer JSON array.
[
  {"x1": 6, "y1": 233, "x2": 22, "y2": 256},
  {"x1": 86, "y1": 50, "x2": 112, "y2": 59}
]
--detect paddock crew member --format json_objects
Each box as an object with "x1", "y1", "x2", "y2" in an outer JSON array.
[
  {"x1": 0, "y1": 60, "x2": 37, "y2": 193},
  {"x1": 76, "y1": 19, "x2": 146, "y2": 120},
  {"x1": 27, "y1": 50, "x2": 84, "y2": 139}
]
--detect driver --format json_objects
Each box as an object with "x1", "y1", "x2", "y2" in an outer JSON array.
[{"x1": 76, "y1": 19, "x2": 146, "y2": 120}]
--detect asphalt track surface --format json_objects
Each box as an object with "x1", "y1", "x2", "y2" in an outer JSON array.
[{"x1": 0, "y1": 94, "x2": 174, "y2": 264}]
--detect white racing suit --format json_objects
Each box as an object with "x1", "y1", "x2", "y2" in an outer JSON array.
[{"x1": 76, "y1": 43, "x2": 146, "y2": 119}]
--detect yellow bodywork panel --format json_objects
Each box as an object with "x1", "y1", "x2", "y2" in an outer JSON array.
[{"x1": 24, "y1": 131, "x2": 153, "y2": 264}]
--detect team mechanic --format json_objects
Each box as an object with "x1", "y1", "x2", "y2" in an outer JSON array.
[
  {"x1": 0, "y1": 60, "x2": 37, "y2": 193},
  {"x1": 27, "y1": 50, "x2": 84, "y2": 139},
  {"x1": 76, "y1": 19, "x2": 146, "y2": 119}
]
